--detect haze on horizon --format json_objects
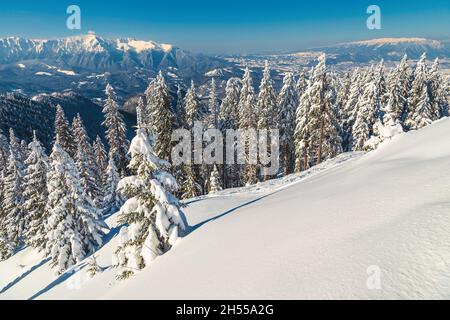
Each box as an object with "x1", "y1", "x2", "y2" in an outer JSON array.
[{"x1": 0, "y1": 0, "x2": 448, "y2": 54}]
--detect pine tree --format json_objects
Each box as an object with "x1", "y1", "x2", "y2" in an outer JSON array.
[
  {"x1": 239, "y1": 67, "x2": 259, "y2": 185},
  {"x1": 294, "y1": 54, "x2": 342, "y2": 169},
  {"x1": 145, "y1": 72, "x2": 176, "y2": 161},
  {"x1": 184, "y1": 81, "x2": 202, "y2": 128},
  {"x1": 341, "y1": 70, "x2": 363, "y2": 151},
  {"x1": 87, "y1": 254, "x2": 100, "y2": 278},
  {"x1": 296, "y1": 70, "x2": 308, "y2": 99},
  {"x1": 181, "y1": 164, "x2": 202, "y2": 199},
  {"x1": 351, "y1": 82, "x2": 382, "y2": 150},
  {"x1": 218, "y1": 77, "x2": 241, "y2": 188},
  {"x1": 429, "y1": 58, "x2": 449, "y2": 119},
  {"x1": 72, "y1": 114, "x2": 102, "y2": 207},
  {"x1": 257, "y1": 61, "x2": 278, "y2": 130},
  {"x1": 102, "y1": 83, "x2": 130, "y2": 177},
  {"x1": 208, "y1": 164, "x2": 222, "y2": 194},
  {"x1": 206, "y1": 78, "x2": 220, "y2": 129},
  {"x1": 2, "y1": 149, "x2": 25, "y2": 249},
  {"x1": 46, "y1": 143, "x2": 103, "y2": 275},
  {"x1": 278, "y1": 72, "x2": 298, "y2": 175},
  {"x1": 93, "y1": 136, "x2": 108, "y2": 175},
  {"x1": 102, "y1": 157, "x2": 123, "y2": 215},
  {"x1": 374, "y1": 59, "x2": 387, "y2": 106},
  {"x1": 113, "y1": 128, "x2": 186, "y2": 279},
  {"x1": 406, "y1": 53, "x2": 438, "y2": 130},
  {"x1": 22, "y1": 132, "x2": 49, "y2": 250},
  {"x1": 54, "y1": 104, "x2": 76, "y2": 157},
  {"x1": 175, "y1": 84, "x2": 186, "y2": 128}
]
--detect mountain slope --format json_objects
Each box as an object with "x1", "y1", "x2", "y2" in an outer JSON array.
[
  {"x1": 288, "y1": 38, "x2": 450, "y2": 63},
  {"x1": 1, "y1": 118, "x2": 450, "y2": 299}
]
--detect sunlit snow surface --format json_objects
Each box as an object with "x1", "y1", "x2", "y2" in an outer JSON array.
[{"x1": 1, "y1": 118, "x2": 450, "y2": 299}]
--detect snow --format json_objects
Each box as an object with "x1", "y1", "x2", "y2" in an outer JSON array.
[
  {"x1": 1, "y1": 118, "x2": 450, "y2": 299},
  {"x1": 17, "y1": 63, "x2": 25, "y2": 69},
  {"x1": 57, "y1": 69, "x2": 77, "y2": 76},
  {"x1": 34, "y1": 72, "x2": 52, "y2": 76}
]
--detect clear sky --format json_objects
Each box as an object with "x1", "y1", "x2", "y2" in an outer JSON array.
[{"x1": 0, "y1": 0, "x2": 448, "y2": 54}]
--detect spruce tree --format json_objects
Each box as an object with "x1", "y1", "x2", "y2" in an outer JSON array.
[
  {"x1": 102, "y1": 83, "x2": 130, "y2": 177},
  {"x1": 113, "y1": 128, "x2": 186, "y2": 279},
  {"x1": 145, "y1": 72, "x2": 176, "y2": 161},
  {"x1": 102, "y1": 157, "x2": 123, "y2": 215},
  {"x1": 218, "y1": 77, "x2": 241, "y2": 188},
  {"x1": 341, "y1": 70, "x2": 363, "y2": 151},
  {"x1": 239, "y1": 67, "x2": 259, "y2": 185},
  {"x1": 208, "y1": 164, "x2": 222, "y2": 194},
  {"x1": 278, "y1": 72, "x2": 298, "y2": 175},
  {"x1": 184, "y1": 80, "x2": 202, "y2": 128},
  {"x1": 294, "y1": 54, "x2": 341, "y2": 169},
  {"x1": 46, "y1": 143, "x2": 104, "y2": 275},
  {"x1": 429, "y1": 58, "x2": 449, "y2": 119},
  {"x1": 93, "y1": 136, "x2": 108, "y2": 175},
  {"x1": 2, "y1": 149, "x2": 25, "y2": 249},
  {"x1": 72, "y1": 114, "x2": 102, "y2": 207},
  {"x1": 22, "y1": 132, "x2": 49, "y2": 250},
  {"x1": 54, "y1": 104, "x2": 76, "y2": 157},
  {"x1": 351, "y1": 83, "x2": 382, "y2": 150},
  {"x1": 257, "y1": 61, "x2": 278, "y2": 130}
]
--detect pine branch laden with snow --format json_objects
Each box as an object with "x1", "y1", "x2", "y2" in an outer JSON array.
[
  {"x1": 113, "y1": 128, "x2": 186, "y2": 279},
  {"x1": 102, "y1": 83, "x2": 130, "y2": 177},
  {"x1": 45, "y1": 143, "x2": 104, "y2": 275}
]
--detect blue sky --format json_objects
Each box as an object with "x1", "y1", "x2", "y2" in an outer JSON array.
[{"x1": 0, "y1": 0, "x2": 448, "y2": 53}]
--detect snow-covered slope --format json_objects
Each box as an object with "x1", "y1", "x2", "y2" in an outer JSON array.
[{"x1": 1, "y1": 118, "x2": 450, "y2": 300}]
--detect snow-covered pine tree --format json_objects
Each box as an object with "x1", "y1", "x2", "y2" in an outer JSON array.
[
  {"x1": 180, "y1": 164, "x2": 202, "y2": 200},
  {"x1": 405, "y1": 53, "x2": 438, "y2": 130},
  {"x1": 351, "y1": 82, "x2": 382, "y2": 151},
  {"x1": 87, "y1": 254, "x2": 100, "y2": 278},
  {"x1": 175, "y1": 84, "x2": 186, "y2": 128},
  {"x1": 296, "y1": 70, "x2": 308, "y2": 99},
  {"x1": 46, "y1": 143, "x2": 104, "y2": 274},
  {"x1": 102, "y1": 157, "x2": 124, "y2": 215},
  {"x1": 239, "y1": 67, "x2": 259, "y2": 185},
  {"x1": 395, "y1": 54, "x2": 412, "y2": 125},
  {"x1": 257, "y1": 61, "x2": 278, "y2": 130},
  {"x1": 113, "y1": 128, "x2": 186, "y2": 279},
  {"x1": 206, "y1": 78, "x2": 220, "y2": 129},
  {"x1": 102, "y1": 83, "x2": 130, "y2": 177},
  {"x1": 208, "y1": 164, "x2": 222, "y2": 194},
  {"x1": 429, "y1": 58, "x2": 449, "y2": 119},
  {"x1": 22, "y1": 132, "x2": 49, "y2": 250},
  {"x1": 341, "y1": 69, "x2": 363, "y2": 151},
  {"x1": 184, "y1": 80, "x2": 202, "y2": 129},
  {"x1": 54, "y1": 104, "x2": 76, "y2": 157},
  {"x1": 218, "y1": 77, "x2": 241, "y2": 188},
  {"x1": 0, "y1": 129, "x2": 9, "y2": 172},
  {"x1": 93, "y1": 135, "x2": 108, "y2": 175},
  {"x1": 374, "y1": 59, "x2": 387, "y2": 106},
  {"x1": 72, "y1": 114, "x2": 102, "y2": 207},
  {"x1": 295, "y1": 54, "x2": 342, "y2": 168},
  {"x1": 2, "y1": 148, "x2": 25, "y2": 249},
  {"x1": 277, "y1": 72, "x2": 298, "y2": 175},
  {"x1": 145, "y1": 71, "x2": 176, "y2": 161}
]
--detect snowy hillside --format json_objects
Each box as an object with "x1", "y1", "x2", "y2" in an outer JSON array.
[{"x1": 1, "y1": 117, "x2": 450, "y2": 300}]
